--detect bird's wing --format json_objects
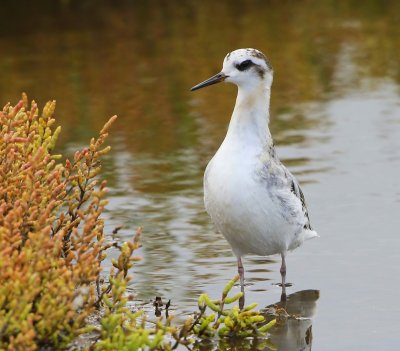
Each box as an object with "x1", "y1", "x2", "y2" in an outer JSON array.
[
  {"x1": 258, "y1": 152, "x2": 313, "y2": 231},
  {"x1": 286, "y1": 170, "x2": 313, "y2": 230}
]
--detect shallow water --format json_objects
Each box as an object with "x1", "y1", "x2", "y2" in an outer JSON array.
[{"x1": 2, "y1": 1, "x2": 400, "y2": 349}]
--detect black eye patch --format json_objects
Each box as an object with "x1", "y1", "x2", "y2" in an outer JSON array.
[{"x1": 236, "y1": 60, "x2": 253, "y2": 71}]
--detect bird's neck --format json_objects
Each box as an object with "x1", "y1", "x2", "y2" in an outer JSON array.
[{"x1": 226, "y1": 83, "x2": 272, "y2": 148}]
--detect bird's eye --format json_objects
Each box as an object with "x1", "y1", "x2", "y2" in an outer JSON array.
[{"x1": 236, "y1": 60, "x2": 253, "y2": 71}]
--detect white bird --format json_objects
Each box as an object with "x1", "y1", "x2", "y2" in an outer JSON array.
[{"x1": 191, "y1": 48, "x2": 318, "y2": 303}]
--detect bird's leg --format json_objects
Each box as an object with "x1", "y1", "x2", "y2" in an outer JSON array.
[
  {"x1": 280, "y1": 253, "x2": 287, "y2": 302},
  {"x1": 237, "y1": 257, "x2": 245, "y2": 309}
]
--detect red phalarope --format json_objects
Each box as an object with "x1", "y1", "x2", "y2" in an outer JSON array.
[{"x1": 191, "y1": 48, "x2": 318, "y2": 304}]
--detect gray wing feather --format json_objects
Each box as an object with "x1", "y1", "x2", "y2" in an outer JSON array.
[
  {"x1": 258, "y1": 150, "x2": 313, "y2": 230},
  {"x1": 289, "y1": 175, "x2": 312, "y2": 230}
]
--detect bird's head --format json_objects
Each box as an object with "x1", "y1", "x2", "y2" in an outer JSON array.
[{"x1": 191, "y1": 48, "x2": 273, "y2": 92}]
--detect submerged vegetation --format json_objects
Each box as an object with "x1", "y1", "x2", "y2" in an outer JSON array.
[{"x1": 0, "y1": 95, "x2": 275, "y2": 350}]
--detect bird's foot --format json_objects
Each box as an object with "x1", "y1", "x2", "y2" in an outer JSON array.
[
  {"x1": 235, "y1": 281, "x2": 253, "y2": 287},
  {"x1": 276, "y1": 282, "x2": 292, "y2": 287}
]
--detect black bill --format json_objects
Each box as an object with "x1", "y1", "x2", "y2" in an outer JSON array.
[{"x1": 190, "y1": 72, "x2": 227, "y2": 91}]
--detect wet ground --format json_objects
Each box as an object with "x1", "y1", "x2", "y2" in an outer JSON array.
[{"x1": 2, "y1": 1, "x2": 400, "y2": 349}]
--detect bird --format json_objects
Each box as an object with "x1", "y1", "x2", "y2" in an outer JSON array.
[{"x1": 190, "y1": 48, "x2": 318, "y2": 304}]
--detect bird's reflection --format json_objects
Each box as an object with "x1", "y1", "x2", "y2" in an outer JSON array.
[
  {"x1": 261, "y1": 289, "x2": 320, "y2": 351},
  {"x1": 195, "y1": 289, "x2": 319, "y2": 351}
]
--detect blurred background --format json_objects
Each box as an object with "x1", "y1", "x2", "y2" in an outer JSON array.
[{"x1": 1, "y1": 1, "x2": 400, "y2": 350}]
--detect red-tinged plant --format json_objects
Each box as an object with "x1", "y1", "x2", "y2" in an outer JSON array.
[{"x1": 0, "y1": 93, "x2": 133, "y2": 350}]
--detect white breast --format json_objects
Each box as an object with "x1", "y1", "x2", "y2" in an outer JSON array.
[{"x1": 204, "y1": 138, "x2": 295, "y2": 257}]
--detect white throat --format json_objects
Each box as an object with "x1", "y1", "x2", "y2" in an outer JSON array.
[{"x1": 226, "y1": 81, "x2": 272, "y2": 147}]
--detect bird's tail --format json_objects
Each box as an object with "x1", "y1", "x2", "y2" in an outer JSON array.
[{"x1": 303, "y1": 229, "x2": 319, "y2": 241}]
